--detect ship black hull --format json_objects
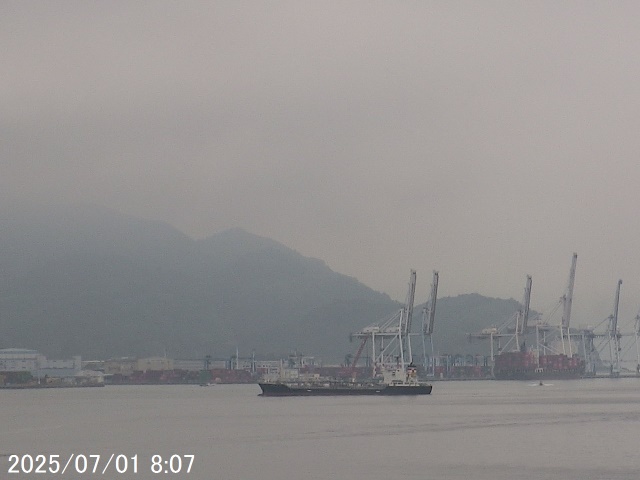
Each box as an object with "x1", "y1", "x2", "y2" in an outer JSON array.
[{"x1": 258, "y1": 382, "x2": 432, "y2": 396}]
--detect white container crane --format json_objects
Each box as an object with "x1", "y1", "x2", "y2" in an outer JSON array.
[
  {"x1": 421, "y1": 271, "x2": 439, "y2": 376},
  {"x1": 560, "y1": 253, "x2": 578, "y2": 355}
]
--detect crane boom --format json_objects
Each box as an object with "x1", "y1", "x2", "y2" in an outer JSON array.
[
  {"x1": 609, "y1": 279, "x2": 623, "y2": 376},
  {"x1": 401, "y1": 270, "x2": 417, "y2": 363},
  {"x1": 350, "y1": 338, "x2": 368, "y2": 376},
  {"x1": 611, "y1": 279, "x2": 622, "y2": 336},
  {"x1": 423, "y1": 271, "x2": 439, "y2": 335},
  {"x1": 561, "y1": 253, "x2": 577, "y2": 329},
  {"x1": 403, "y1": 270, "x2": 417, "y2": 336},
  {"x1": 519, "y1": 275, "x2": 532, "y2": 335}
]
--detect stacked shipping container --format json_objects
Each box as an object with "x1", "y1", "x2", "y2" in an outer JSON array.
[{"x1": 494, "y1": 351, "x2": 585, "y2": 380}]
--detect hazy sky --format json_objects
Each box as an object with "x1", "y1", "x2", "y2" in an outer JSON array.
[{"x1": 3, "y1": 2, "x2": 640, "y2": 330}]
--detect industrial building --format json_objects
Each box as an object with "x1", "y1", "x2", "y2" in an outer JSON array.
[{"x1": 0, "y1": 348, "x2": 103, "y2": 387}]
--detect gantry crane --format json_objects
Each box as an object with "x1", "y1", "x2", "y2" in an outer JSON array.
[
  {"x1": 576, "y1": 279, "x2": 626, "y2": 376},
  {"x1": 608, "y1": 279, "x2": 623, "y2": 376},
  {"x1": 421, "y1": 271, "x2": 439, "y2": 376},
  {"x1": 516, "y1": 275, "x2": 532, "y2": 348},
  {"x1": 635, "y1": 308, "x2": 640, "y2": 374},
  {"x1": 468, "y1": 274, "x2": 534, "y2": 363},
  {"x1": 350, "y1": 269, "x2": 423, "y2": 378},
  {"x1": 559, "y1": 253, "x2": 578, "y2": 355}
]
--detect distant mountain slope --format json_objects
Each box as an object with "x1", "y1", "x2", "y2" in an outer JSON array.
[
  {"x1": 422, "y1": 294, "x2": 523, "y2": 356},
  {"x1": 0, "y1": 204, "x2": 401, "y2": 360},
  {"x1": 0, "y1": 204, "x2": 521, "y2": 361}
]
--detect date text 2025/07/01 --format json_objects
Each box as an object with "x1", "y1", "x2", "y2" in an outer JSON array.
[{"x1": 7, "y1": 453, "x2": 195, "y2": 475}]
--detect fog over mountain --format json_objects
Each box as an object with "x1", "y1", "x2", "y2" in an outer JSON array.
[
  {"x1": 0, "y1": 204, "x2": 522, "y2": 361},
  {"x1": 4, "y1": 3, "x2": 640, "y2": 327}
]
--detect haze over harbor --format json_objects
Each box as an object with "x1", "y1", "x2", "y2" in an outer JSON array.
[
  {"x1": 4, "y1": 3, "x2": 640, "y2": 327},
  {"x1": 3, "y1": 5, "x2": 640, "y2": 479},
  {"x1": 0, "y1": 205, "x2": 526, "y2": 360}
]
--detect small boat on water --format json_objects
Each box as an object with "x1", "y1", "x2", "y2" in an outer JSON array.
[{"x1": 258, "y1": 364, "x2": 432, "y2": 397}]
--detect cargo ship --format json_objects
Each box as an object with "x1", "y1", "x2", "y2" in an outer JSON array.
[
  {"x1": 259, "y1": 364, "x2": 432, "y2": 396},
  {"x1": 493, "y1": 351, "x2": 585, "y2": 380}
]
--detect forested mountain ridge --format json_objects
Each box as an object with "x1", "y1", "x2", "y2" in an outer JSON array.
[{"x1": 0, "y1": 204, "x2": 521, "y2": 361}]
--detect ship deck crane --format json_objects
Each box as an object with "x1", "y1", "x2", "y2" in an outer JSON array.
[{"x1": 349, "y1": 337, "x2": 368, "y2": 377}]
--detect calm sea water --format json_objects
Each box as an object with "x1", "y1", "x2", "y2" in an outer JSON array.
[{"x1": 2, "y1": 379, "x2": 640, "y2": 480}]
